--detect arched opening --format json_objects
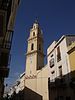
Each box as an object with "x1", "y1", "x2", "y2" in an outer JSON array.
[
  {"x1": 31, "y1": 43, "x2": 34, "y2": 50},
  {"x1": 33, "y1": 32, "x2": 35, "y2": 36}
]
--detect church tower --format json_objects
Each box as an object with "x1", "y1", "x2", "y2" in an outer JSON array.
[{"x1": 25, "y1": 21, "x2": 44, "y2": 75}]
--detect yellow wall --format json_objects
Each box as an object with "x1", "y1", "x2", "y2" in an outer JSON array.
[
  {"x1": 68, "y1": 43, "x2": 75, "y2": 72},
  {"x1": 25, "y1": 66, "x2": 49, "y2": 100},
  {"x1": 69, "y1": 50, "x2": 75, "y2": 71}
]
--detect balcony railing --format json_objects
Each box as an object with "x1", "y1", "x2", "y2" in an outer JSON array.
[{"x1": 2, "y1": 30, "x2": 13, "y2": 50}]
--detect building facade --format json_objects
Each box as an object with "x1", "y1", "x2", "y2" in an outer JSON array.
[
  {"x1": 47, "y1": 35, "x2": 75, "y2": 100},
  {"x1": 0, "y1": 0, "x2": 20, "y2": 99}
]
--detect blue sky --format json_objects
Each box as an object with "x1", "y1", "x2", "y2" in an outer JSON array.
[{"x1": 5, "y1": 0, "x2": 75, "y2": 86}]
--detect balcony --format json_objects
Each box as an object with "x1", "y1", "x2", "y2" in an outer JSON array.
[
  {"x1": 2, "y1": 30, "x2": 13, "y2": 50},
  {"x1": 0, "y1": 30, "x2": 13, "y2": 77},
  {"x1": 0, "y1": 0, "x2": 12, "y2": 32},
  {"x1": 0, "y1": 67, "x2": 9, "y2": 77},
  {"x1": 57, "y1": 54, "x2": 61, "y2": 62},
  {"x1": 0, "y1": 0, "x2": 12, "y2": 11}
]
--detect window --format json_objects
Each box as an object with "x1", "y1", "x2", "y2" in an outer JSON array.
[
  {"x1": 51, "y1": 54, "x2": 53, "y2": 57},
  {"x1": 51, "y1": 71, "x2": 55, "y2": 81},
  {"x1": 51, "y1": 71, "x2": 55, "y2": 74},
  {"x1": 49, "y1": 58, "x2": 54, "y2": 68},
  {"x1": 33, "y1": 25, "x2": 35, "y2": 29},
  {"x1": 31, "y1": 43, "x2": 34, "y2": 50},
  {"x1": 59, "y1": 66, "x2": 62, "y2": 78},
  {"x1": 57, "y1": 46, "x2": 61, "y2": 62},
  {"x1": 33, "y1": 32, "x2": 35, "y2": 36}
]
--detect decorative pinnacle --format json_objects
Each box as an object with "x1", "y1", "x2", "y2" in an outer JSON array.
[{"x1": 34, "y1": 17, "x2": 39, "y2": 24}]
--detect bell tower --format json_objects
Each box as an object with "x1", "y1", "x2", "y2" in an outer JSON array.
[{"x1": 25, "y1": 21, "x2": 44, "y2": 75}]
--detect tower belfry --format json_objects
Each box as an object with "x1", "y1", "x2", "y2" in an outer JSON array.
[{"x1": 25, "y1": 21, "x2": 44, "y2": 75}]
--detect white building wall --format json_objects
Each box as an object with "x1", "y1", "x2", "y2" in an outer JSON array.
[
  {"x1": 56, "y1": 38, "x2": 69, "y2": 76},
  {"x1": 47, "y1": 35, "x2": 75, "y2": 81}
]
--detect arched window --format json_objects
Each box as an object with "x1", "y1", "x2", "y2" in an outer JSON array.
[
  {"x1": 33, "y1": 32, "x2": 35, "y2": 36},
  {"x1": 31, "y1": 43, "x2": 34, "y2": 50}
]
